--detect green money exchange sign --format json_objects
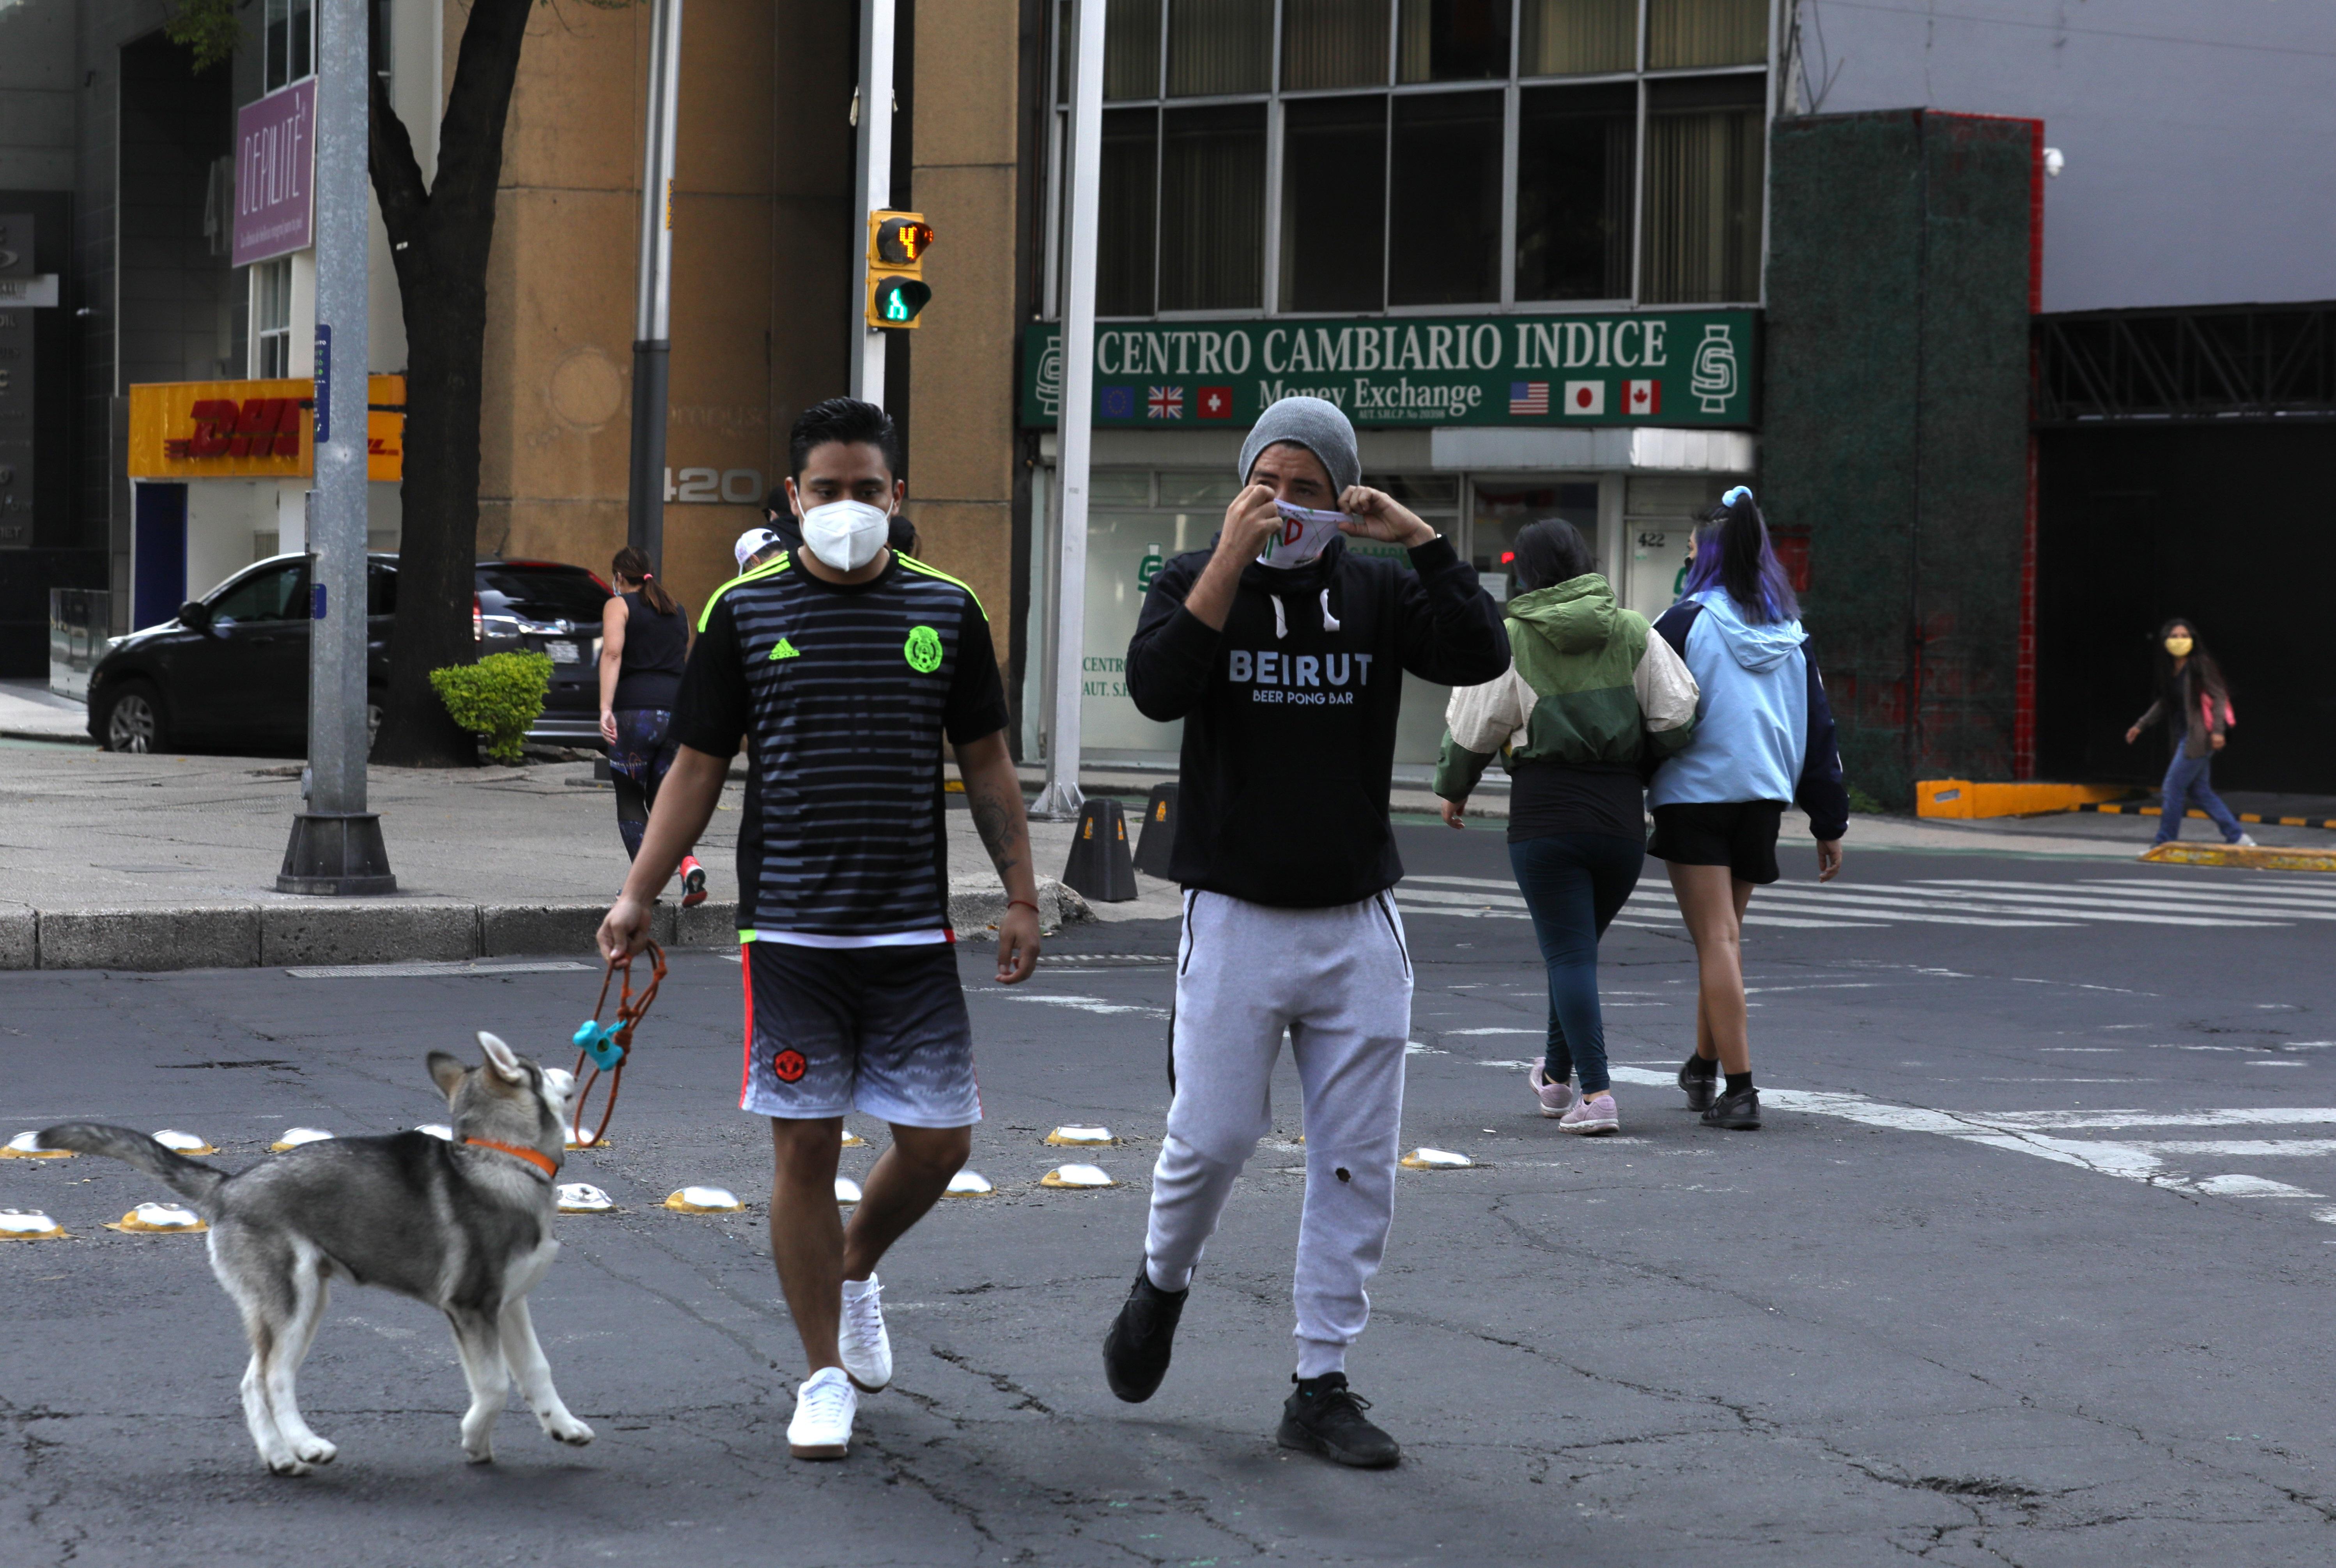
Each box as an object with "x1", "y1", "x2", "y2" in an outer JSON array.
[{"x1": 1018, "y1": 309, "x2": 1757, "y2": 430}]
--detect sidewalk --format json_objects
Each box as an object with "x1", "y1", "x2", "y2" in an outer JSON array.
[
  {"x1": 0, "y1": 680, "x2": 92, "y2": 743},
  {"x1": 0, "y1": 741, "x2": 1181, "y2": 971}
]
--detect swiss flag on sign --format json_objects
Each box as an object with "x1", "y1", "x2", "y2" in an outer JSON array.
[
  {"x1": 1625, "y1": 379, "x2": 1661, "y2": 416},
  {"x1": 1197, "y1": 385, "x2": 1233, "y2": 420}
]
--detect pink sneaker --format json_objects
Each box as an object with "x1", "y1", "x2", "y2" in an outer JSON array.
[
  {"x1": 1559, "y1": 1092, "x2": 1620, "y2": 1136},
  {"x1": 1528, "y1": 1064, "x2": 1574, "y2": 1118}
]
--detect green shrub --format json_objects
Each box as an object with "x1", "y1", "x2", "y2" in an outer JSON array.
[
  {"x1": 429, "y1": 653, "x2": 551, "y2": 765},
  {"x1": 1846, "y1": 784, "x2": 1887, "y2": 815}
]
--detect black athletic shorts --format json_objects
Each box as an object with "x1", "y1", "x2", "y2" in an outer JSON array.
[
  {"x1": 740, "y1": 941, "x2": 979, "y2": 1127},
  {"x1": 1646, "y1": 800, "x2": 1785, "y2": 885}
]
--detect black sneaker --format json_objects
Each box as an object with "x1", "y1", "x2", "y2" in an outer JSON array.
[
  {"x1": 1701, "y1": 1085, "x2": 1761, "y2": 1130},
  {"x1": 1678, "y1": 1056, "x2": 1719, "y2": 1113},
  {"x1": 1278, "y1": 1373, "x2": 1401, "y2": 1469},
  {"x1": 1102, "y1": 1266, "x2": 1187, "y2": 1403}
]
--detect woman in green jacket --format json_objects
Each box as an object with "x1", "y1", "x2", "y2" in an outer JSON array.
[{"x1": 1435, "y1": 520, "x2": 1699, "y2": 1135}]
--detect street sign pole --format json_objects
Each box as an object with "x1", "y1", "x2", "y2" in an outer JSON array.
[
  {"x1": 278, "y1": 0, "x2": 393, "y2": 894},
  {"x1": 849, "y1": 0, "x2": 894, "y2": 405},
  {"x1": 626, "y1": 0, "x2": 684, "y2": 564},
  {"x1": 1033, "y1": 0, "x2": 1103, "y2": 821}
]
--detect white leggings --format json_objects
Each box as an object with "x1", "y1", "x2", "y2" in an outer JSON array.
[{"x1": 1144, "y1": 890, "x2": 1413, "y2": 1375}]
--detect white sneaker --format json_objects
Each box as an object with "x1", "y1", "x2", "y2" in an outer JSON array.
[
  {"x1": 787, "y1": 1367, "x2": 857, "y2": 1459},
  {"x1": 839, "y1": 1272, "x2": 892, "y2": 1392},
  {"x1": 2235, "y1": 833, "x2": 2259, "y2": 847}
]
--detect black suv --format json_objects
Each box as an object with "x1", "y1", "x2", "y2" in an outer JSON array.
[{"x1": 87, "y1": 554, "x2": 613, "y2": 754}]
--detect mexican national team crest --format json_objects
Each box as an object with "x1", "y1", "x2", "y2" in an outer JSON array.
[{"x1": 904, "y1": 624, "x2": 944, "y2": 673}]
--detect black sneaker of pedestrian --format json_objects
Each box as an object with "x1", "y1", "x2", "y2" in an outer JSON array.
[
  {"x1": 1102, "y1": 1265, "x2": 1187, "y2": 1403},
  {"x1": 1701, "y1": 1084, "x2": 1761, "y2": 1131},
  {"x1": 1678, "y1": 1053, "x2": 1719, "y2": 1113},
  {"x1": 1278, "y1": 1373, "x2": 1401, "y2": 1469}
]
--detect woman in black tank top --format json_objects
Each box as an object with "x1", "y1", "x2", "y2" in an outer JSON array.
[{"x1": 599, "y1": 546, "x2": 708, "y2": 904}]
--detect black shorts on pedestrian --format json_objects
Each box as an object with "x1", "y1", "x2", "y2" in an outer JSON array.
[
  {"x1": 740, "y1": 941, "x2": 981, "y2": 1128},
  {"x1": 1647, "y1": 801, "x2": 1785, "y2": 885}
]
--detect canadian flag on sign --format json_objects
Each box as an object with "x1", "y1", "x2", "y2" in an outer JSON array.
[
  {"x1": 1624, "y1": 379, "x2": 1661, "y2": 416},
  {"x1": 1562, "y1": 380, "x2": 1605, "y2": 416}
]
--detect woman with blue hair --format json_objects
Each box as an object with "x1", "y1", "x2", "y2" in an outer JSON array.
[{"x1": 1647, "y1": 488, "x2": 1850, "y2": 1131}]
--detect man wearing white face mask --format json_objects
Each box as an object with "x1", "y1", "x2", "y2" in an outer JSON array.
[
  {"x1": 1103, "y1": 396, "x2": 1509, "y2": 1468},
  {"x1": 597, "y1": 397, "x2": 1041, "y2": 1465}
]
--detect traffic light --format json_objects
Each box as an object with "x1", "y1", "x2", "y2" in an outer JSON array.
[{"x1": 864, "y1": 211, "x2": 935, "y2": 329}]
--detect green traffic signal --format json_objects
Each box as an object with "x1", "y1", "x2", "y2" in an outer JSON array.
[{"x1": 872, "y1": 278, "x2": 932, "y2": 327}]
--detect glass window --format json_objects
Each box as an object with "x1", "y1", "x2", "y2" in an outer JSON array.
[
  {"x1": 1157, "y1": 473, "x2": 1242, "y2": 505},
  {"x1": 1280, "y1": 96, "x2": 1387, "y2": 312},
  {"x1": 1097, "y1": 108, "x2": 1160, "y2": 315},
  {"x1": 1167, "y1": 0, "x2": 1270, "y2": 97},
  {"x1": 1647, "y1": 0, "x2": 1770, "y2": 70},
  {"x1": 1388, "y1": 90, "x2": 1502, "y2": 306},
  {"x1": 1396, "y1": 0, "x2": 1512, "y2": 83},
  {"x1": 1515, "y1": 83, "x2": 1635, "y2": 301},
  {"x1": 1520, "y1": 0, "x2": 1636, "y2": 76},
  {"x1": 1158, "y1": 104, "x2": 1265, "y2": 311},
  {"x1": 367, "y1": 560, "x2": 397, "y2": 617},
  {"x1": 211, "y1": 561, "x2": 309, "y2": 624},
  {"x1": 1640, "y1": 75, "x2": 1765, "y2": 304},
  {"x1": 1472, "y1": 483, "x2": 1601, "y2": 601},
  {"x1": 1283, "y1": 0, "x2": 1391, "y2": 91},
  {"x1": 474, "y1": 565, "x2": 611, "y2": 626},
  {"x1": 1105, "y1": 0, "x2": 1161, "y2": 99},
  {"x1": 252, "y1": 257, "x2": 293, "y2": 378},
  {"x1": 264, "y1": 0, "x2": 315, "y2": 92}
]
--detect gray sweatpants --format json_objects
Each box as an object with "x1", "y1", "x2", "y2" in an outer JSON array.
[{"x1": 1144, "y1": 889, "x2": 1413, "y2": 1377}]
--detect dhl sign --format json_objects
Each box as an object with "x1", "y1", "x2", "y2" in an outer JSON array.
[{"x1": 127, "y1": 375, "x2": 405, "y2": 481}]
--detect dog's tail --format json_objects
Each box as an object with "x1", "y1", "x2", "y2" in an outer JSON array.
[{"x1": 36, "y1": 1123, "x2": 228, "y2": 1211}]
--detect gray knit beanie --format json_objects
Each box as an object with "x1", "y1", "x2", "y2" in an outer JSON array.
[{"x1": 1238, "y1": 396, "x2": 1360, "y2": 497}]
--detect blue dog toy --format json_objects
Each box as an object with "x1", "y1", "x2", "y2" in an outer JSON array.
[{"x1": 572, "y1": 1018, "x2": 626, "y2": 1072}]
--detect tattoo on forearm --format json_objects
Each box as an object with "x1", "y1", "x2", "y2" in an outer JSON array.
[{"x1": 967, "y1": 778, "x2": 1027, "y2": 880}]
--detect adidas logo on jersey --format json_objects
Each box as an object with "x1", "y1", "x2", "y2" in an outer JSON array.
[{"x1": 768, "y1": 637, "x2": 801, "y2": 661}]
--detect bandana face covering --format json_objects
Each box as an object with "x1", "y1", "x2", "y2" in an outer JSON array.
[
  {"x1": 2164, "y1": 634, "x2": 2194, "y2": 657},
  {"x1": 799, "y1": 499, "x2": 891, "y2": 572},
  {"x1": 1257, "y1": 501, "x2": 1347, "y2": 569}
]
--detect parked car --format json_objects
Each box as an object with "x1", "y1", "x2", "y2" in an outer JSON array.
[{"x1": 87, "y1": 554, "x2": 613, "y2": 754}]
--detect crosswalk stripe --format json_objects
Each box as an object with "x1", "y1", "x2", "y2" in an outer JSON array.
[
  {"x1": 2127, "y1": 1140, "x2": 2336, "y2": 1157},
  {"x1": 1743, "y1": 887, "x2": 2274, "y2": 927},
  {"x1": 1927, "y1": 880, "x2": 2336, "y2": 919},
  {"x1": 2077, "y1": 876, "x2": 2336, "y2": 906}
]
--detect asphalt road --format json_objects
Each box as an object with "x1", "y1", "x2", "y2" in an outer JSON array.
[{"x1": 7, "y1": 821, "x2": 2336, "y2": 1567}]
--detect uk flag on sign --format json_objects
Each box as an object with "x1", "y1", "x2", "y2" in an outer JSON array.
[
  {"x1": 1099, "y1": 386, "x2": 1135, "y2": 419},
  {"x1": 1196, "y1": 385, "x2": 1233, "y2": 419},
  {"x1": 1509, "y1": 381, "x2": 1549, "y2": 416},
  {"x1": 1147, "y1": 386, "x2": 1185, "y2": 420},
  {"x1": 1562, "y1": 380, "x2": 1606, "y2": 416},
  {"x1": 1624, "y1": 379, "x2": 1661, "y2": 416}
]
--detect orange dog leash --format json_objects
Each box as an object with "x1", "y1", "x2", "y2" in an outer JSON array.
[{"x1": 569, "y1": 942, "x2": 665, "y2": 1149}]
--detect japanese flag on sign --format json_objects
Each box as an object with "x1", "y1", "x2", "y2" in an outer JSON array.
[
  {"x1": 1624, "y1": 379, "x2": 1661, "y2": 416},
  {"x1": 1196, "y1": 385, "x2": 1233, "y2": 419},
  {"x1": 1562, "y1": 380, "x2": 1605, "y2": 416}
]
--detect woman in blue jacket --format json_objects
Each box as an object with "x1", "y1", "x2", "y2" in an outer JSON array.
[{"x1": 1647, "y1": 489, "x2": 1849, "y2": 1131}]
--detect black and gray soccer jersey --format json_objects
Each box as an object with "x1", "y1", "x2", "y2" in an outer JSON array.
[{"x1": 671, "y1": 551, "x2": 1010, "y2": 945}]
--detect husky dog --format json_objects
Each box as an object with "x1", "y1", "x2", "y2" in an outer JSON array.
[{"x1": 40, "y1": 1032, "x2": 594, "y2": 1474}]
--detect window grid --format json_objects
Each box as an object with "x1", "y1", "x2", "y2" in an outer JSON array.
[{"x1": 1051, "y1": 0, "x2": 1774, "y2": 321}]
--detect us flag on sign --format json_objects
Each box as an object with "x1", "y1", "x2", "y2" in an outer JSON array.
[
  {"x1": 1509, "y1": 381, "x2": 1549, "y2": 416},
  {"x1": 1147, "y1": 386, "x2": 1184, "y2": 420},
  {"x1": 1624, "y1": 379, "x2": 1661, "y2": 416},
  {"x1": 1197, "y1": 385, "x2": 1233, "y2": 419}
]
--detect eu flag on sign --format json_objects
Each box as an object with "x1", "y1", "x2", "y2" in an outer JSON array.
[{"x1": 1099, "y1": 386, "x2": 1135, "y2": 419}]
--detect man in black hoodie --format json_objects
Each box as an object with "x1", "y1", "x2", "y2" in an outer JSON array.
[{"x1": 1100, "y1": 396, "x2": 1509, "y2": 1467}]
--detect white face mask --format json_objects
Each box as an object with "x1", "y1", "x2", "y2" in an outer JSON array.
[
  {"x1": 1257, "y1": 501, "x2": 1346, "y2": 570},
  {"x1": 798, "y1": 499, "x2": 891, "y2": 572}
]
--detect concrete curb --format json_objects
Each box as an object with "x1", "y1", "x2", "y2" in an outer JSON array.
[
  {"x1": 2138, "y1": 843, "x2": 2336, "y2": 874},
  {"x1": 3, "y1": 898, "x2": 745, "y2": 972}
]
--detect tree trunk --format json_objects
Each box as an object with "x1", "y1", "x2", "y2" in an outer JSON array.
[{"x1": 366, "y1": 0, "x2": 537, "y2": 767}]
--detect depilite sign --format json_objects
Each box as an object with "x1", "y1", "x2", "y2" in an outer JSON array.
[{"x1": 1019, "y1": 309, "x2": 1756, "y2": 430}]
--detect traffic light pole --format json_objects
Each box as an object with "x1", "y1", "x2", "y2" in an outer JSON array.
[
  {"x1": 278, "y1": 0, "x2": 392, "y2": 894},
  {"x1": 1033, "y1": 0, "x2": 1104, "y2": 821},
  {"x1": 849, "y1": 0, "x2": 894, "y2": 405},
  {"x1": 626, "y1": 0, "x2": 684, "y2": 563}
]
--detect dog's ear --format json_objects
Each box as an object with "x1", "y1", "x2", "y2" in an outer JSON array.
[
  {"x1": 477, "y1": 1031, "x2": 529, "y2": 1085},
  {"x1": 427, "y1": 1051, "x2": 468, "y2": 1099}
]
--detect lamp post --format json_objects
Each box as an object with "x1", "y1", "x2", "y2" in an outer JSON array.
[
  {"x1": 849, "y1": 0, "x2": 896, "y2": 404},
  {"x1": 626, "y1": 0, "x2": 685, "y2": 563},
  {"x1": 278, "y1": 0, "x2": 393, "y2": 894},
  {"x1": 1032, "y1": 0, "x2": 1103, "y2": 821}
]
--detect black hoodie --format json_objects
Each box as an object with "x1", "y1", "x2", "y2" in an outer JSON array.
[{"x1": 1126, "y1": 533, "x2": 1509, "y2": 908}]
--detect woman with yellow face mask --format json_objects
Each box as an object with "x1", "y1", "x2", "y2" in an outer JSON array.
[{"x1": 2123, "y1": 618, "x2": 2253, "y2": 855}]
